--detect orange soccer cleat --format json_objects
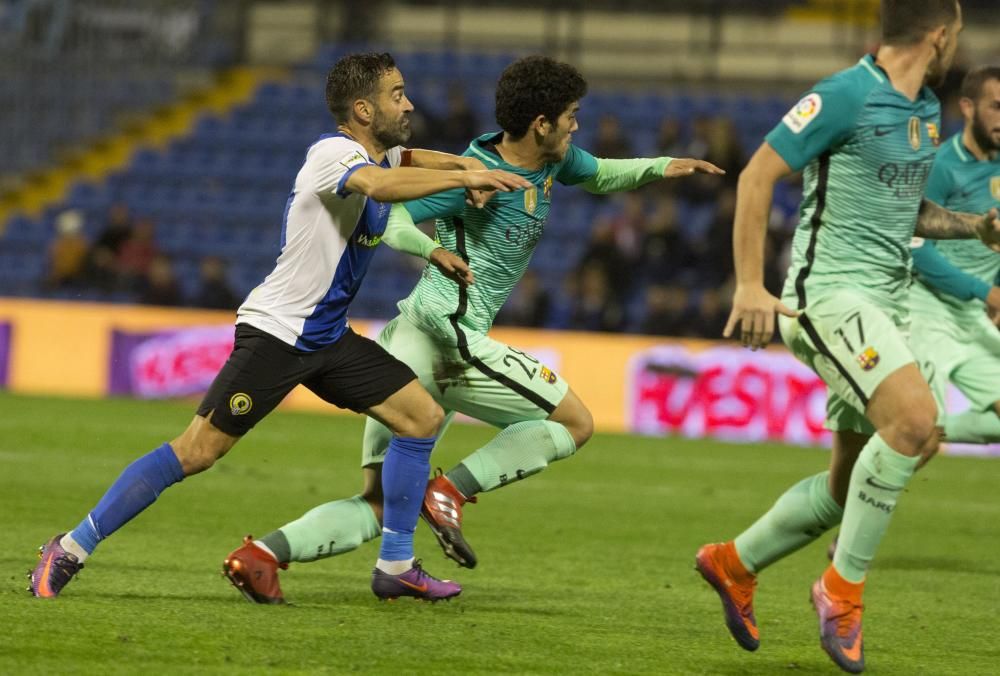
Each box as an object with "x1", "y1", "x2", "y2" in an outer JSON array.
[
  {"x1": 223, "y1": 535, "x2": 288, "y2": 604},
  {"x1": 695, "y1": 541, "x2": 760, "y2": 651},
  {"x1": 421, "y1": 469, "x2": 478, "y2": 568},
  {"x1": 811, "y1": 566, "x2": 866, "y2": 674}
]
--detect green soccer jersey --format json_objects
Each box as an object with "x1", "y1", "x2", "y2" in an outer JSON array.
[
  {"x1": 396, "y1": 132, "x2": 598, "y2": 343},
  {"x1": 910, "y1": 132, "x2": 1000, "y2": 322},
  {"x1": 769, "y1": 55, "x2": 942, "y2": 318}
]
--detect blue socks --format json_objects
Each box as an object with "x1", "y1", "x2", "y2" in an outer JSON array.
[
  {"x1": 69, "y1": 443, "x2": 185, "y2": 555},
  {"x1": 379, "y1": 436, "x2": 436, "y2": 563}
]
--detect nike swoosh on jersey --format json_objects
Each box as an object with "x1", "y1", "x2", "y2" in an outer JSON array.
[
  {"x1": 873, "y1": 126, "x2": 895, "y2": 137},
  {"x1": 864, "y1": 476, "x2": 902, "y2": 491}
]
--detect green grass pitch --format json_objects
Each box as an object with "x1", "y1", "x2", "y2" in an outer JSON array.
[{"x1": 1, "y1": 393, "x2": 998, "y2": 675}]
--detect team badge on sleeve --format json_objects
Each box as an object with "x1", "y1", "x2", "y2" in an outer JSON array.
[
  {"x1": 926, "y1": 122, "x2": 940, "y2": 147},
  {"x1": 857, "y1": 347, "x2": 880, "y2": 372},
  {"x1": 539, "y1": 366, "x2": 557, "y2": 384},
  {"x1": 782, "y1": 93, "x2": 822, "y2": 134},
  {"x1": 230, "y1": 393, "x2": 253, "y2": 415}
]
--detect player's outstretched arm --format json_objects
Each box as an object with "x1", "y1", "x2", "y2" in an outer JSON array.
[
  {"x1": 916, "y1": 201, "x2": 1000, "y2": 251},
  {"x1": 345, "y1": 165, "x2": 531, "y2": 203},
  {"x1": 402, "y1": 149, "x2": 483, "y2": 172},
  {"x1": 910, "y1": 237, "x2": 996, "y2": 304},
  {"x1": 724, "y1": 142, "x2": 798, "y2": 350},
  {"x1": 578, "y1": 156, "x2": 724, "y2": 194},
  {"x1": 382, "y1": 204, "x2": 474, "y2": 287}
]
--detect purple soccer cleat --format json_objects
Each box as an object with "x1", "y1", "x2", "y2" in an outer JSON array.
[
  {"x1": 811, "y1": 570, "x2": 865, "y2": 674},
  {"x1": 29, "y1": 533, "x2": 84, "y2": 598},
  {"x1": 371, "y1": 560, "x2": 462, "y2": 602}
]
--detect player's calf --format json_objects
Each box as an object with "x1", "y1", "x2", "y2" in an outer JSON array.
[{"x1": 170, "y1": 414, "x2": 240, "y2": 475}]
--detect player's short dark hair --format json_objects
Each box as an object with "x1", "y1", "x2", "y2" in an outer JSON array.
[
  {"x1": 880, "y1": 0, "x2": 958, "y2": 46},
  {"x1": 325, "y1": 52, "x2": 396, "y2": 123},
  {"x1": 495, "y1": 56, "x2": 588, "y2": 139},
  {"x1": 960, "y1": 66, "x2": 1000, "y2": 101}
]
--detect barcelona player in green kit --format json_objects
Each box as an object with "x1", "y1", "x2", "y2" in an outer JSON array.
[
  {"x1": 909, "y1": 66, "x2": 1000, "y2": 448},
  {"x1": 221, "y1": 56, "x2": 722, "y2": 600},
  {"x1": 695, "y1": 2, "x2": 1000, "y2": 673}
]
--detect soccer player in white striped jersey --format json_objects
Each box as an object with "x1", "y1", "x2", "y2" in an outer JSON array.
[{"x1": 29, "y1": 52, "x2": 531, "y2": 603}]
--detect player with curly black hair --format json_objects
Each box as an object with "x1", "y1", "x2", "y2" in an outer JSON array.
[{"x1": 222, "y1": 55, "x2": 722, "y2": 602}]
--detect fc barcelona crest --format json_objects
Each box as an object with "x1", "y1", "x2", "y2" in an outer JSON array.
[
  {"x1": 926, "y1": 121, "x2": 940, "y2": 147},
  {"x1": 908, "y1": 117, "x2": 921, "y2": 151},
  {"x1": 991, "y1": 176, "x2": 1000, "y2": 202},
  {"x1": 857, "y1": 347, "x2": 880, "y2": 371},
  {"x1": 524, "y1": 187, "x2": 538, "y2": 214}
]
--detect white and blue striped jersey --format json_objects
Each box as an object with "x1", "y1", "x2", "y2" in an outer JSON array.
[{"x1": 236, "y1": 133, "x2": 401, "y2": 350}]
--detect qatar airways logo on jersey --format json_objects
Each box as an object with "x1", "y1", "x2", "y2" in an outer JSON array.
[
  {"x1": 877, "y1": 160, "x2": 932, "y2": 200},
  {"x1": 505, "y1": 220, "x2": 545, "y2": 250},
  {"x1": 627, "y1": 345, "x2": 830, "y2": 445}
]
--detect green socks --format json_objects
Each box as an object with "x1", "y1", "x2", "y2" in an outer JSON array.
[
  {"x1": 446, "y1": 420, "x2": 577, "y2": 497},
  {"x1": 944, "y1": 409, "x2": 1000, "y2": 444},
  {"x1": 834, "y1": 433, "x2": 919, "y2": 583},
  {"x1": 260, "y1": 495, "x2": 381, "y2": 564},
  {"x1": 733, "y1": 471, "x2": 843, "y2": 574}
]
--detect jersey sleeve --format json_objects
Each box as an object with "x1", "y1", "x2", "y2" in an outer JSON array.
[
  {"x1": 765, "y1": 76, "x2": 863, "y2": 172},
  {"x1": 923, "y1": 157, "x2": 953, "y2": 206},
  {"x1": 308, "y1": 137, "x2": 372, "y2": 197},
  {"x1": 555, "y1": 144, "x2": 599, "y2": 185},
  {"x1": 402, "y1": 189, "x2": 467, "y2": 223},
  {"x1": 910, "y1": 237, "x2": 992, "y2": 301}
]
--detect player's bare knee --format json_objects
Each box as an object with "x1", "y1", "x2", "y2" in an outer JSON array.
[
  {"x1": 412, "y1": 400, "x2": 444, "y2": 438},
  {"x1": 566, "y1": 406, "x2": 594, "y2": 449},
  {"x1": 394, "y1": 400, "x2": 443, "y2": 439},
  {"x1": 884, "y1": 405, "x2": 937, "y2": 455}
]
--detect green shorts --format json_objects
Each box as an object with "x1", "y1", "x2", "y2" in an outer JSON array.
[
  {"x1": 779, "y1": 290, "x2": 918, "y2": 435},
  {"x1": 361, "y1": 314, "x2": 570, "y2": 466},
  {"x1": 908, "y1": 309, "x2": 1000, "y2": 412}
]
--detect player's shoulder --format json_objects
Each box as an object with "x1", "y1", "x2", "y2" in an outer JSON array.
[
  {"x1": 306, "y1": 133, "x2": 369, "y2": 166},
  {"x1": 464, "y1": 131, "x2": 506, "y2": 165},
  {"x1": 934, "y1": 133, "x2": 965, "y2": 166},
  {"x1": 812, "y1": 58, "x2": 881, "y2": 104}
]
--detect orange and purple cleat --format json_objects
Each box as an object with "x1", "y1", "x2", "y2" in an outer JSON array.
[
  {"x1": 29, "y1": 533, "x2": 83, "y2": 598},
  {"x1": 371, "y1": 560, "x2": 462, "y2": 602},
  {"x1": 223, "y1": 535, "x2": 288, "y2": 604},
  {"x1": 695, "y1": 541, "x2": 760, "y2": 651},
  {"x1": 422, "y1": 469, "x2": 478, "y2": 568},
  {"x1": 811, "y1": 566, "x2": 865, "y2": 674}
]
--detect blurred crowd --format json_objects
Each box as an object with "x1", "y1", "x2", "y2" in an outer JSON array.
[
  {"x1": 43, "y1": 101, "x2": 798, "y2": 339},
  {"x1": 44, "y1": 204, "x2": 240, "y2": 310},
  {"x1": 495, "y1": 111, "x2": 794, "y2": 339}
]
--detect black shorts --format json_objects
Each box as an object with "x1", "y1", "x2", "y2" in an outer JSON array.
[{"x1": 197, "y1": 324, "x2": 416, "y2": 436}]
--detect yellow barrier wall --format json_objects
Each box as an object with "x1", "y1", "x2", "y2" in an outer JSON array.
[{"x1": 0, "y1": 298, "x2": 714, "y2": 432}]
